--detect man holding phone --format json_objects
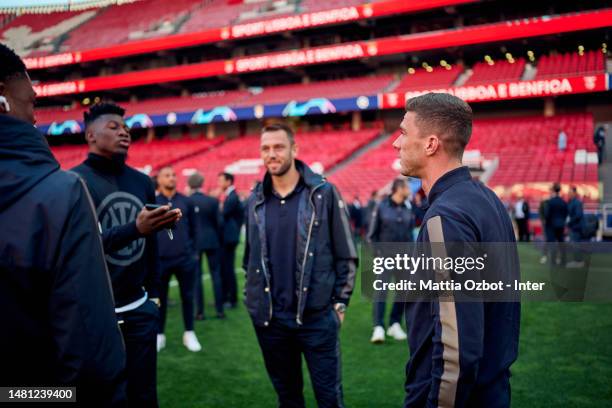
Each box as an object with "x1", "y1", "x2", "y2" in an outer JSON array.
[{"x1": 72, "y1": 103, "x2": 181, "y2": 407}]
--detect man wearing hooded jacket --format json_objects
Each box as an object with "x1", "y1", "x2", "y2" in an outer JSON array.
[{"x1": 0, "y1": 43, "x2": 126, "y2": 406}]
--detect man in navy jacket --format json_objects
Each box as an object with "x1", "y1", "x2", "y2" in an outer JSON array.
[
  {"x1": 73, "y1": 103, "x2": 181, "y2": 407},
  {"x1": 0, "y1": 43, "x2": 127, "y2": 407},
  {"x1": 243, "y1": 123, "x2": 357, "y2": 407},
  {"x1": 367, "y1": 178, "x2": 414, "y2": 344},
  {"x1": 155, "y1": 166, "x2": 202, "y2": 352},
  {"x1": 188, "y1": 172, "x2": 224, "y2": 319},
  {"x1": 218, "y1": 172, "x2": 244, "y2": 308},
  {"x1": 544, "y1": 183, "x2": 568, "y2": 266},
  {"x1": 393, "y1": 93, "x2": 520, "y2": 408}
]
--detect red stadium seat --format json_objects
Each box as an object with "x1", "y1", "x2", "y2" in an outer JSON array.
[{"x1": 535, "y1": 50, "x2": 605, "y2": 79}]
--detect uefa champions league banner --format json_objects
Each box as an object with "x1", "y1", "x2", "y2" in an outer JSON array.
[{"x1": 38, "y1": 95, "x2": 379, "y2": 135}]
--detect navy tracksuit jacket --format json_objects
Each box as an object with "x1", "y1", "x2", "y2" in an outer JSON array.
[{"x1": 405, "y1": 166, "x2": 520, "y2": 408}]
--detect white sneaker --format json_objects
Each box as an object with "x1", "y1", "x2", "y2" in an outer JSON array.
[
  {"x1": 183, "y1": 331, "x2": 202, "y2": 352},
  {"x1": 539, "y1": 256, "x2": 548, "y2": 265},
  {"x1": 156, "y1": 334, "x2": 166, "y2": 352},
  {"x1": 387, "y1": 323, "x2": 407, "y2": 341},
  {"x1": 566, "y1": 261, "x2": 585, "y2": 268},
  {"x1": 370, "y1": 326, "x2": 385, "y2": 344}
]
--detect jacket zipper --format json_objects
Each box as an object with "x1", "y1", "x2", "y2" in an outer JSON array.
[
  {"x1": 296, "y1": 181, "x2": 325, "y2": 325},
  {"x1": 253, "y1": 199, "x2": 273, "y2": 323}
]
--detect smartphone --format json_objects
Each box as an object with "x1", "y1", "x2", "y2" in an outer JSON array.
[{"x1": 145, "y1": 204, "x2": 164, "y2": 211}]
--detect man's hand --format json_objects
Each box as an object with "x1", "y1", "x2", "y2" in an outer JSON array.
[
  {"x1": 334, "y1": 303, "x2": 346, "y2": 325},
  {"x1": 136, "y1": 206, "x2": 182, "y2": 235},
  {"x1": 336, "y1": 310, "x2": 345, "y2": 324}
]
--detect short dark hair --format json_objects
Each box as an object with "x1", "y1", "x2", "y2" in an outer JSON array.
[
  {"x1": 405, "y1": 93, "x2": 473, "y2": 159},
  {"x1": 391, "y1": 178, "x2": 407, "y2": 194},
  {"x1": 0, "y1": 43, "x2": 27, "y2": 83},
  {"x1": 188, "y1": 172, "x2": 204, "y2": 189},
  {"x1": 552, "y1": 182, "x2": 561, "y2": 193},
  {"x1": 219, "y1": 172, "x2": 234, "y2": 185},
  {"x1": 261, "y1": 123, "x2": 295, "y2": 145},
  {"x1": 84, "y1": 102, "x2": 125, "y2": 128}
]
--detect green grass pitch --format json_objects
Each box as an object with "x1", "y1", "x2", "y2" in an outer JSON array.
[{"x1": 158, "y1": 243, "x2": 612, "y2": 407}]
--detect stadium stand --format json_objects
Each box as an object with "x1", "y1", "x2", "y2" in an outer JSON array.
[
  {"x1": 328, "y1": 134, "x2": 399, "y2": 202},
  {"x1": 473, "y1": 113, "x2": 597, "y2": 186},
  {"x1": 34, "y1": 76, "x2": 392, "y2": 126},
  {"x1": 330, "y1": 113, "x2": 598, "y2": 202},
  {"x1": 179, "y1": 0, "x2": 259, "y2": 32},
  {"x1": 463, "y1": 58, "x2": 526, "y2": 85},
  {"x1": 300, "y1": 0, "x2": 368, "y2": 12},
  {"x1": 240, "y1": 75, "x2": 395, "y2": 106},
  {"x1": 535, "y1": 50, "x2": 606, "y2": 79},
  {"x1": 0, "y1": 10, "x2": 95, "y2": 56},
  {"x1": 168, "y1": 128, "x2": 382, "y2": 193},
  {"x1": 391, "y1": 65, "x2": 463, "y2": 93},
  {"x1": 51, "y1": 136, "x2": 222, "y2": 172},
  {"x1": 62, "y1": 0, "x2": 203, "y2": 51}
]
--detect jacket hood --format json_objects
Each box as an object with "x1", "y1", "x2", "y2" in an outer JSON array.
[
  {"x1": 0, "y1": 114, "x2": 59, "y2": 211},
  {"x1": 255, "y1": 159, "x2": 325, "y2": 200}
]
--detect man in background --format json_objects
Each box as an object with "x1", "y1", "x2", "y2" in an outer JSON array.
[
  {"x1": 156, "y1": 166, "x2": 202, "y2": 352},
  {"x1": 218, "y1": 172, "x2": 244, "y2": 309},
  {"x1": 593, "y1": 125, "x2": 606, "y2": 165},
  {"x1": 567, "y1": 186, "x2": 585, "y2": 267},
  {"x1": 188, "y1": 172, "x2": 225, "y2": 319},
  {"x1": 544, "y1": 182, "x2": 568, "y2": 266},
  {"x1": 348, "y1": 195, "x2": 365, "y2": 241},
  {"x1": 514, "y1": 193, "x2": 530, "y2": 242},
  {"x1": 73, "y1": 102, "x2": 181, "y2": 407},
  {"x1": 0, "y1": 43, "x2": 127, "y2": 406},
  {"x1": 367, "y1": 178, "x2": 413, "y2": 344}
]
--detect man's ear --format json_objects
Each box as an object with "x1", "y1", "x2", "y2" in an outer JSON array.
[
  {"x1": 424, "y1": 135, "x2": 440, "y2": 157},
  {"x1": 292, "y1": 142, "x2": 298, "y2": 157},
  {"x1": 85, "y1": 128, "x2": 95, "y2": 144}
]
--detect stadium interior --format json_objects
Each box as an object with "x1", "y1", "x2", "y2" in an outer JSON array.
[{"x1": 2, "y1": 0, "x2": 610, "y2": 237}]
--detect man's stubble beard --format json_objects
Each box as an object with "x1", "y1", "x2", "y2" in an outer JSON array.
[{"x1": 269, "y1": 157, "x2": 293, "y2": 177}]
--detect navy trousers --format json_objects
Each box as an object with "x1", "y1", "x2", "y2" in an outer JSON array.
[
  {"x1": 254, "y1": 309, "x2": 344, "y2": 408},
  {"x1": 195, "y1": 248, "x2": 223, "y2": 315},
  {"x1": 119, "y1": 300, "x2": 159, "y2": 407}
]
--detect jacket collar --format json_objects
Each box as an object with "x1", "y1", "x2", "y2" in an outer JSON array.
[
  {"x1": 426, "y1": 166, "x2": 471, "y2": 206},
  {"x1": 84, "y1": 152, "x2": 127, "y2": 175},
  {"x1": 255, "y1": 159, "x2": 324, "y2": 203}
]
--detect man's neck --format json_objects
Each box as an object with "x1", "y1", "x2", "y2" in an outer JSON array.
[
  {"x1": 421, "y1": 160, "x2": 463, "y2": 196},
  {"x1": 90, "y1": 149, "x2": 114, "y2": 161},
  {"x1": 271, "y1": 163, "x2": 300, "y2": 197},
  {"x1": 161, "y1": 188, "x2": 176, "y2": 199}
]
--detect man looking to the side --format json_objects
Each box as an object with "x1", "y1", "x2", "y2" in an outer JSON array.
[
  {"x1": 393, "y1": 93, "x2": 520, "y2": 408},
  {"x1": 72, "y1": 102, "x2": 181, "y2": 407},
  {"x1": 243, "y1": 123, "x2": 357, "y2": 407}
]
